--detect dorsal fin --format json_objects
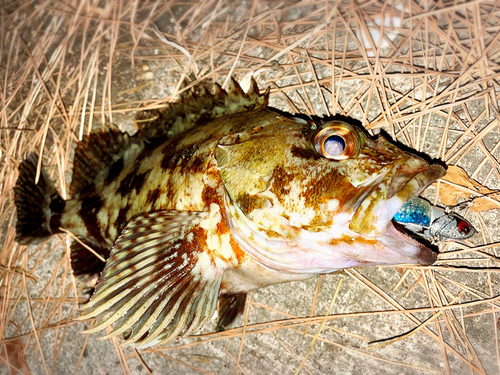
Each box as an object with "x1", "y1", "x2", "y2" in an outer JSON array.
[
  {"x1": 135, "y1": 77, "x2": 269, "y2": 143},
  {"x1": 70, "y1": 78, "x2": 268, "y2": 198},
  {"x1": 70, "y1": 127, "x2": 143, "y2": 198}
]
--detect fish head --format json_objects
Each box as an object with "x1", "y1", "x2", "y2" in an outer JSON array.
[{"x1": 215, "y1": 113, "x2": 446, "y2": 273}]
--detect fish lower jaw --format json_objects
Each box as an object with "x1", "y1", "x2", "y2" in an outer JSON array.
[
  {"x1": 378, "y1": 221, "x2": 437, "y2": 266},
  {"x1": 347, "y1": 164, "x2": 445, "y2": 266}
]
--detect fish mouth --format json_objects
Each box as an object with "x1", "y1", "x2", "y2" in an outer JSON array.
[
  {"x1": 380, "y1": 221, "x2": 438, "y2": 265},
  {"x1": 351, "y1": 163, "x2": 446, "y2": 265}
]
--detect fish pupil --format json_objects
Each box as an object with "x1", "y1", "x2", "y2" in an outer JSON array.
[{"x1": 323, "y1": 135, "x2": 345, "y2": 156}]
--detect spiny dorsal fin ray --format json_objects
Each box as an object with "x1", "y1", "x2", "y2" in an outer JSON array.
[
  {"x1": 76, "y1": 210, "x2": 224, "y2": 348},
  {"x1": 136, "y1": 77, "x2": 269, "y2": 143}
]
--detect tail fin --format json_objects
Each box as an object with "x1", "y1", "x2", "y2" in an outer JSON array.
[{"x1": 14, "y1": 153, "x2": 65, "y2": 245}]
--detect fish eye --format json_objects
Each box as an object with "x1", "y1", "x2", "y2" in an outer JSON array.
[{"x1": 313, "y1": 122, "x2": 360, "y2": 160}]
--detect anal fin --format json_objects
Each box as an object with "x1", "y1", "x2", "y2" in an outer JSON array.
[
  {"x1": 70, "y1": 237, "x2": 110, "y2": 277},
  {"x1": 76, "y1": 210, "x2": 224, "y2": 348}
]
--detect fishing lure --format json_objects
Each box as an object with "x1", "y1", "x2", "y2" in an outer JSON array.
[{"x1": 394, "y1": 197, "x2": 476, "y2": 242}]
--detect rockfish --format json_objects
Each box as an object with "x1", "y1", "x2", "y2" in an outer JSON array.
[{"x1": 15, "y1": 79, "x2": 446, "y2": 348}]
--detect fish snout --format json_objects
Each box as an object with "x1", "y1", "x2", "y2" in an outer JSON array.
[
  {"x1": 349, "y1": 162, "x2": 446, "y2": 238},
  {"x1": 387, "y1": 154, "x2": 436, "y2": 199}
]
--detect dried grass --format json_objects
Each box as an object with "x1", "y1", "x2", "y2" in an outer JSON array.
[{"x1": 1, "y1": 1, "x2": 499, "y2": 374}]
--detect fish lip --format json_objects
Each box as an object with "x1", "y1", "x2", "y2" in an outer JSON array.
[
  {"x1": 378, "y1": 164, "x2": 446, "y2": 233},
  {"x1": 393, "y1": 163, "x2": 446, "y2": 203},
  {"x1": 351, "y1": 163, "x2": 446, "y2": 239},
  {"x1": 385, "y1": 221, "x2": 438, "y2": 265}
]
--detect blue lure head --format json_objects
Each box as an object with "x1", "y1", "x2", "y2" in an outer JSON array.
[{"x1": 393, "y1": 197, "x2": 432, "y2": 228}]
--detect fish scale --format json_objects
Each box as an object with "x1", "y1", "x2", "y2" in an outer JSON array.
[{"x1": 15, "y1": 78, "x2": 457, "y2": 348}]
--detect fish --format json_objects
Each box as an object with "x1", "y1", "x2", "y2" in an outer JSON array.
[
  {"x1": 393, "y1": 197, "x2": 476, "y2": 242},
  {"x1": 14, "y1": 78, "x2": 446, "y2": 348}
]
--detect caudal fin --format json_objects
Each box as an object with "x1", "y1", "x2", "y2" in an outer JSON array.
[{"x1": 14, "y1": 153, "x2": 65, "y2": 245}]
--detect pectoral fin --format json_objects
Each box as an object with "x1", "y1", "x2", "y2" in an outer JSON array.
[
  {"x1": 217, "y1": 293, "x2": 247, "y2": 331},
  {"x1": 77, "y1": 210, "x2": 224, "y2": 348}
]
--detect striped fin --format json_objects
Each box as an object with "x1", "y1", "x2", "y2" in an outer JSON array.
[
  {"x1": 14, "y1": 153, "x2": 65, "y2": 244},
  {"x1": 71, "y1": 127, "x2": 143, "y2": 198},
  {"x1": 70, "y1": 237, "x2": 110, "y2": 276},
  {"x1": 136, "y1": 77, "x2": 270, "y2": 143},
  {"x1": 76, "y1": 210, "x2": 224, "y2": 348}
]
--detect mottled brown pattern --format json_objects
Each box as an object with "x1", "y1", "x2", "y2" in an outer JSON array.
[
  {"x1": 188, "y1": 227, "x2": 208, "y2": 255},
  {"x1": 216, "y1": 208, "x2": 231, "y2": 236},
  {"x1": 104, "y1": 158, "x2": 124, "y2": 185},
  {"x1": 79, "y1": 188, "x2": 106, "y2": 244},
  {"x1": 229, "y1": 236, "x2": 246, "y2": 264},
  {"x1": 235, "y1": 193, "x2": 270, "y2": 215},
  {"x1": 18, "y1": 80, "x2": 445, "y2": 350},
  {"x1": 201, "y1": 184, "x2": 221, "y2": 206},
  {"x1": 290, "y1": 145, "x2": 320, "y2": 160},
  {"x1": 187, "y1": 155, "x2": 206, "y2": 174},
  {"x1": 117, "y1": 170, "x2": 149, "y2": 196},
  {"x1": 302, "y1": 170, "x2": 344, "y2": 209},
  {"x1": 269, "y1": 166, "x2": 295, "y2": 203},
  {"x1": 160, "y1": 152, "x2": 180, "y2": 171},
  {"x1": 69, "y1": 128, "x2": 133, "y2": 197},
  {"x1": 177, "y1": 144, "x2": 200, "y2": 168},
  {"x1": 146, "y1": 188, "x2": 161, "y2": 205}
]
